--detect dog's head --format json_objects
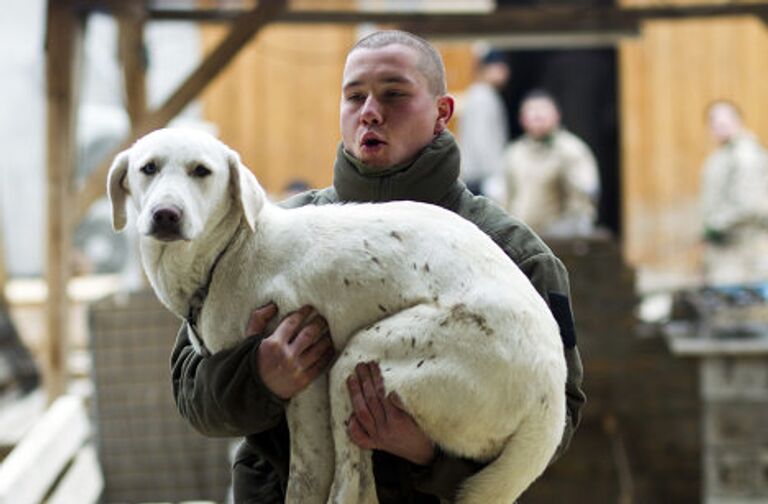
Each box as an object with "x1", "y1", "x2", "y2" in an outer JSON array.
[{"x1": 107, "y1": 128, "x2": 264, "y2": 242}]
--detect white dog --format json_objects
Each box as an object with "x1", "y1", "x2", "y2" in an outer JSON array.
[{"x1": 107, "y1": 128, "x2": 567, "y2": 504}]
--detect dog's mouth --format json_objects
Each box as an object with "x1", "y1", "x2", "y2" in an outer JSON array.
[{"x1": 149, "y1": 228, "x2": 185, "y2": 242}]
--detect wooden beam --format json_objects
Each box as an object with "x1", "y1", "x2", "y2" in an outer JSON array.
[
  {"x1": 44, "y1": 0, "x2": 83, "y2": 401},
  {"x1": 74, "y1": 0, "x2": 288, "y2": 224},
  {"x1": 145, "y1": 3, "x2": 768, "y2": 33},
  {"x1": 117, "y1": 11, "x2": 147, "y2": 126},
  {"x1": 398, "y1": 4, "x2": 768, "y2": 36},
  {"x1": 0, "y1": 395, "x2": 91, "y2": 504}
]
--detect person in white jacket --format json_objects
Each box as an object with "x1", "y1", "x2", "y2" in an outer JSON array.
[
  {"x1": 504, "y1": 90, "x2": 600, "y2": 237},
  {"x1": 457, "y1": 47, "x2": 510, "y2": 202},
  {"x1": 700, "y1": 100, "x2": 768, "y2": 285}
]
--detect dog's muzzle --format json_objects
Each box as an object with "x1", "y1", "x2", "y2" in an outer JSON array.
[{"x1": 149, "y1": 205, "x2": 184, "y2": 241}]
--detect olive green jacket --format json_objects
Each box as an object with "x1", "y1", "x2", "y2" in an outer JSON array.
[{"x1": 171, "y1": 131, "x2": 585, "y2": 502}]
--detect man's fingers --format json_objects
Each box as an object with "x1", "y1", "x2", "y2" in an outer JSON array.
[
  {"x1": 369, "y1": 361, "x2": 387, "y2": 397},
  {"x1": 357, "y1": 362, "x2": 387, "y2": 426},
  {"x1": 245, "y1": 302, "x2": 278, "y2": 336},
  {"x1": 299, "y1": 333, "x2": 334, "y2": 369},
  {"x1": 272, "y1": 306, "x2": 313, "y2": 343},
  {"x1": 387, "y1": 391, "x2": 407, "y2": 412},
  {"x1": 301, "y1": 346, "x2": 335, "y2": 381},
  {"x1": 292, "y1": 316, "x2": 329, "y2": 354},
  {"x1": 347, "y1": 373, "x2": 376, "y2": 433},
  {"x1": 346, "y1": 415, "x2": 376, "y2": 450}
]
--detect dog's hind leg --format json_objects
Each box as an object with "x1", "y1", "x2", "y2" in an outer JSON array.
[
  {"x1": 454, "y1": 410, "x2": 565, "y2": 504},
  {"x1": 328, "y1": 301, "x2": 565, "y2": 504},
  {"x1": 327, "y1": 347, "x2": 378, "y2": 504},
  {"x1": 285, "y1": 374, "x2": 335, "y2": 504}
]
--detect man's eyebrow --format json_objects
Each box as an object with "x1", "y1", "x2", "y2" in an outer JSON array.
[
  {"x1": 342, "y1": 75, "x2": 414, "y2": 91},
  {"x1": 342, "y1": 79, "x2": 363, "y2": 91}
]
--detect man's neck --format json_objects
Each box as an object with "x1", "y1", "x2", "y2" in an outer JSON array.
[{"x1": 332, "y1": 130, "x2": 462, "y2": 205}]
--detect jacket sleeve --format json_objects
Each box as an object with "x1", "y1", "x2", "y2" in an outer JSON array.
[
  {"x1": 170, "y1": 321, "x2": 286, "y2": 437},
  {"x1": 409, "y1": 448, "x2": 485, "y2": 500},
  {"x1": 518, "y1": 251, "x2": 586, "y2": 460},
  {"x1": 467, "y1": 197, "x2": 586, "y2": 459}
]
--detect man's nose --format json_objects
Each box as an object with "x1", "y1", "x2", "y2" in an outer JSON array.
[{"x1": 360, "y1": 96, "x2": 382, "y2": 125}]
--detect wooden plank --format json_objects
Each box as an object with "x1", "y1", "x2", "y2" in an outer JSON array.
[
  {"x1": 46, "y1": 443, "x2": 103, "y2": 504},
  {"x1": 74, "y1": 0, "x2": 288, "y2": 224},
  {"x1": 0, "y1": 390, "x2": 46, "y2": 450},
  {"x1": 118, "y1": 11, "x2": 147, "y2": 126},
  {"x1": 44, "y1": 0, "x2": 83, "y2": 401},
  {"x1": 0, "y1": 395, "x2": 90, "y2": 504}
]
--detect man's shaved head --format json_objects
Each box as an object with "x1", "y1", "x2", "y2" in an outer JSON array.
[{"x1": 349, "y1": 30, "x2": 447, "y2": 96}]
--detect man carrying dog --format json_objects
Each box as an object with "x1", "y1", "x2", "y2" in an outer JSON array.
[{"x1": 172, "y1": 30, "x2": 585, "y2": 503}]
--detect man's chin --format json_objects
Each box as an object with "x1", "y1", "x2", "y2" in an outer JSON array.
[{"x1": 357, "y1": 153, "x2": 391, "y2": 170}]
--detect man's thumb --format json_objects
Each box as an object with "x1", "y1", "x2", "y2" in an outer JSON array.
[{"x1": 246, "y1": 302, "x2": 278, "y2": 336}]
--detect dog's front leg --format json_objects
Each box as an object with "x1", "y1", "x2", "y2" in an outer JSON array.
[
  {"x1": 285, "y1": 373, "x2": 334, "y2": 504},
  {"x1": 327, "y1": 349, "x2": 378, "y2": 504}
]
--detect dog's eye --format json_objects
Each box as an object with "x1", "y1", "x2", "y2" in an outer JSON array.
[
  {"x1": 192, "y1": 164, "x2": 211, "y2": 178},
  {"x1": 140, "y1": 162, "x2": 158, "y2": 175}
]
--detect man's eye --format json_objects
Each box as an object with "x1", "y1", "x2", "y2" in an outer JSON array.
[
  {"x1": 140, "y1": 162, "x2": 158, "y2": 175},
  {"x1": 192, "y1": 164, "x2": 211, "y2": 178},
  {"x1": 347, "y1": 94, "x2": 365, "y2": 102}
]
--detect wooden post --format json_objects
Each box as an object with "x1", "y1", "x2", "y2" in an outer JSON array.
[
  {"x1": 44, "y1": 0, "x2": 83, "y2": 401},
  {"x1": 117, "y1": 10, "x2": 147, "y2": 126}
]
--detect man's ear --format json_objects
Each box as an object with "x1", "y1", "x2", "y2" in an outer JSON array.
[
  {"x1": 227, "y1": 150, "x2": 264, "y2": 232},
  {"x1": 107, "y1": 151, "x2": 130, "y2": 231},
  {"x1": 434, "y1": 94, "x2": 455, "y2": 134}
]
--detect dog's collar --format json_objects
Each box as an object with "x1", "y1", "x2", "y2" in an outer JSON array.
[{"x1": 185, "y1": 227, "x2": 241, "y2": 357}]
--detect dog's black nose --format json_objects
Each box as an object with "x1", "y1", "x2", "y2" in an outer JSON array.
[
  {"x1": 150, "y1": 206, "x2": 183, "y2": 241},
  {"x1": 153, "y1": 207, "x2": 182, "y2": 226}
]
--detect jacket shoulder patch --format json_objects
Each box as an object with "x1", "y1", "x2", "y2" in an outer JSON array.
[{"x1": 548, "y1": 292, "x2": 577, "y2": 349}]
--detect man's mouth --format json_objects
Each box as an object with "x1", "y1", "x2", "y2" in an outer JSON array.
[{"x1": 360, "y1": 133, "x2": 386, "y2": 150}]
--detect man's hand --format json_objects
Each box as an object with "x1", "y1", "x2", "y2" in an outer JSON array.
[
  {"x1": 346, "y1": 361, "x2": 436, "y2": 466},
  {"x1": 249, "y1": 304, "x2": 336, "y2": 400}
]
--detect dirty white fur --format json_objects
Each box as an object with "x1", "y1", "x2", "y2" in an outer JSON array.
[{"x1": 107, "y1": 128, "x2": 567, "y2": 504}]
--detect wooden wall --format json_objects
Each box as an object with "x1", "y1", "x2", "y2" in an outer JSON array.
[
  {"x1": 200, "y1": 24, "x2": 474, "y2": 197},
  {"x1": 619, "y1": 12, "x2": 768, "y2": 288},
  {"x1": 200, "y1": 24, "x2": 356, "y2": 196},
  {"x1": 201, "y1": 10, "x2": 768, "y2": 290}
]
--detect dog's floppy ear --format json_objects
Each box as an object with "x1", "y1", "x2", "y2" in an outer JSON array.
[
  {"x1": 107, "y1": 150, "x2": 131, "y2": 231},
  {"x1": 227, "y1": 150, "x2": 264, "y2": 232}
]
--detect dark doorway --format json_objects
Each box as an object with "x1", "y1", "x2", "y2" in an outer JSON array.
[{"x1": 500, "y1": 48, "x2": 621, "y2": 236}]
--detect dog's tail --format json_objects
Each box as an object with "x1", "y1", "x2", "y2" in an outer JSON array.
[{"x1": 455, "y1": 398, "x2": 566, "y2": 504}]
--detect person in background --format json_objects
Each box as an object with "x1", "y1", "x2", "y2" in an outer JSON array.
[
  {"x1": 700, "y1": 99, "x2": 768, "y2": 285},
  {"x1": 457, "y1": 45, "x2": 510, "y2": 203},
  {"x1": 172, "y1": 31, "x2": 585, "y2": 503},
  {"x1": 504, "y1": 89, "x2": 600, "y2": 237}
]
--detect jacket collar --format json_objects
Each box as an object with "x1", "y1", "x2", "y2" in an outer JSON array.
[{"x1": 332, "y1": 130, "x2": 465, "y2": 206}]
